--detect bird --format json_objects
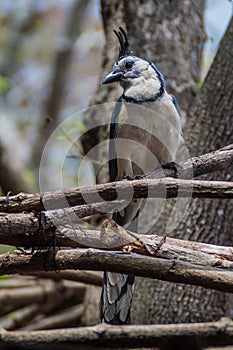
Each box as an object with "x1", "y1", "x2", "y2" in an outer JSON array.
[{"x1": 100, "y1": 27, "x2": 182, "y2": 325}]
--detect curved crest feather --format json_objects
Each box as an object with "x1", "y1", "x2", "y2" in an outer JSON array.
[{"x1": 113, "y1": 27, "x2": 129, "y2": 59}]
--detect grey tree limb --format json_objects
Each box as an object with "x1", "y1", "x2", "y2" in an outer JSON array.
[
  {"x1": 19, "y1": 304, "x2": 84, "y2": 331},
  {"x1": 1, "y1": 318, "x2": 233, "y2": 348},
  {"x1": 1, "y1": 242, "x2": 233, "y2": 294},
  {"x1": 0, "y1": 279, "x2": 85, "y2": 318},
  {"x1": 0, "y1": 176, "x2": 232, "y2": 248},
  {"x1": 0, "y1": 143, "x2": 232, "y2": 213},
  {"x1": 22, "y1": 270, "x2": 102, "y2": 286}
]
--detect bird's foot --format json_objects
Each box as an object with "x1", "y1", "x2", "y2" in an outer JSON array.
[
  {"x1": 161, "y1": 162, "x2": 182, "y2": 177},
  {"x1": 135, "y1": 174, "x2": 144, "y2": 180},
  {"x1": 123, "y1": 173, "x2": 144, "y2": 180},
  {"x1": 124, "y1": 173, "x2": 134, "y2": 181}
]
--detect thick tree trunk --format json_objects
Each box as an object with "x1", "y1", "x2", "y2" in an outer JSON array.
[
  {"x1": 81, "y1": 0, "x2": 205, "y2": 183},
  {"x1": 81, "y1": 0, "x2": 206, "y2": 325},
  {"x1": 132, "y1": 18, "x2": 233, "y2": 326}
]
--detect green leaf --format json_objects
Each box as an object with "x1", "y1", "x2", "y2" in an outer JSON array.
[{"x1": 76, "y1": 121, "x2": 86, "y2": 133}]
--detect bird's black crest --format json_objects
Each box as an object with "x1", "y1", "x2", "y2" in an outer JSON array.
[{"x1": 113, "y1": 27, "x2": 129, "y2": 60}]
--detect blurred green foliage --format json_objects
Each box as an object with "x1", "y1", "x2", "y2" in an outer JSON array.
[
  {"x1": 195, "y1": 79, "x2": 204, "y2": 90},
  {"x1": 0, "y1": 245, "x2": 15, "y2": 254},
  {"x1": 0, "y1": 75, "x2": 8, "y2": 93}
]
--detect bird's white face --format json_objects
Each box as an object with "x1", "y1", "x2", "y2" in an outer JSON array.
[
  {"x1": 102, "y1": 56, "x2": 163, "y2": 100},
  {"x1": 116, "y1": 56, "x2": 149, "y2": 80}
]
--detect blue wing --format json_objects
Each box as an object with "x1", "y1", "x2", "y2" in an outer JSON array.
[
  {"x1": 109, "y1": 96, "x2": 123, "y2": 182},
  {"x1": 171, "y1": 94, "x2": 179, "y2": 112}
]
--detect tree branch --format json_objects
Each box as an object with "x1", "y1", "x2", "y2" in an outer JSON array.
[
  {"x1": 149, "y1": 143, "x2": 233, "y2": 179},
  {"x1": 19, "y1": 304, "x2": 84, "y2": 331},
  {"x1": 0, "y1": 145, "x2": 232, "y2": 299},
  {"x1": 1, "y1": 214, "x2": 233, "y2": 270},
  {"x1": 2, "y1": 193, "x2": 233, "y2": 260},
  {"x1": 32, "y1": 0, "x2": 90, "y2": 168},
  {"x1": 0, "y1": 176, "x2": 232, "y2": 246},
  {"x1": 1, "y1": 318, "x2": 233, "y2": 348},
  {"x1": 1, "y1": 243, "x2": 233, "y2": 294},
  {"x1": 22, "y1": 270, "x2": 102, "y2": 286},
  {"x1": 0, "y1": 279, "x2": 85, "y2": 318},
  {"x1": 0, "y1": 143, "x2": 233, "y2": 213}
]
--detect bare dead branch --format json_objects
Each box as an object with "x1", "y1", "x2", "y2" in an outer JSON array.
[
  {"x1": 0, "y1": 144, "x2": 232, "y2": 213},
  {"x1": 0, "y1": 215, "x2": 233, "y2": 269},
  {"x1": 0, "y1": 283, "x2": 60, "y2": 312},
  {"x1": 1, "y1": 318, "x2": 233, "y2": 348},
  {"x1": 19, "y1": 304, "x2": 84, "y2": 331},
  {"x1": 2, "y1": 304, "x2": 40, "y2": 331},
  {"x1": 0, "y1": 246, "x2": 233, "y2": 294},
  {"x1": 0, "y1": 177, "x2": 232, "y2": 235},
  {"x1": 150, "y1": 143, "x2": 233, "y2": 179},
  {"x1": 0, "y1": 279, "x2": 85, "y2": 318},
  {"x1": 0, "y1": 145, "x2": 232, "y2": 302},
  {"x1": 58, "y1": 221, "x2": 233, "y2": 269}
]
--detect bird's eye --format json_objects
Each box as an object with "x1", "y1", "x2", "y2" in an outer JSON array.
[{"x1": 125, "y1": 61, "x2": 134, "y2": 69}]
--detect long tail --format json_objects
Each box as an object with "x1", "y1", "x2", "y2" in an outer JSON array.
[
  {"x1": 101, "y1": 272, "x2": 134, "y2": 324},
  {"x1": 100, "y1": 210, "x2": 138, "y2": 324}
]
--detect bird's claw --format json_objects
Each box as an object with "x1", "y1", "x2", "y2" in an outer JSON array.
[
  {"x1": 124, "y1": 173, "x2": 135, "y2": 180},
  {"x1": 124, "y1": 173, "x2": 144, "y2": 181},
  {"x1": 135, "y1": 175, "x2": 144, "y2": 180}
]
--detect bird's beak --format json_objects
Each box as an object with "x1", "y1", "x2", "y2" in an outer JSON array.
[{"x1": 102, "y1": 70, "x2": 123, "y2": 84}]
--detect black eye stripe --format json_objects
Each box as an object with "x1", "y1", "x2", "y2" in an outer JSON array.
[{"x1": 125, "y1": 61, "x2": 134, "y2": 69}]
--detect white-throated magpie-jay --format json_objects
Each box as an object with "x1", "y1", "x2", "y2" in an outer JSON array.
[{"x1": 100, "y1": 27, "x2": 182, "y2": 324}]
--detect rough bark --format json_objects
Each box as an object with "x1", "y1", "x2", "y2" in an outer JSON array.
[
  {"x1": 2, "y1": 219, "x2": 233, "y2": 264},
  {"x1": 133, "y1": 18, "x2": 233, "y2": 325},
  {"x1": 1, "y1": 246, "x2": 233, "y2": 294},
  {"x1": 1, "y1": 318, "x2": 233, "y2": 349},
  {"x1": 0, "y1": 178, "x2": 233, "y2": 249},
  {"x1": 81, "y1": 1, "x2": 125, "y2": 183},
  {"x1": 0, "y1": 178, "x2": 233, "y2": 244}
]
